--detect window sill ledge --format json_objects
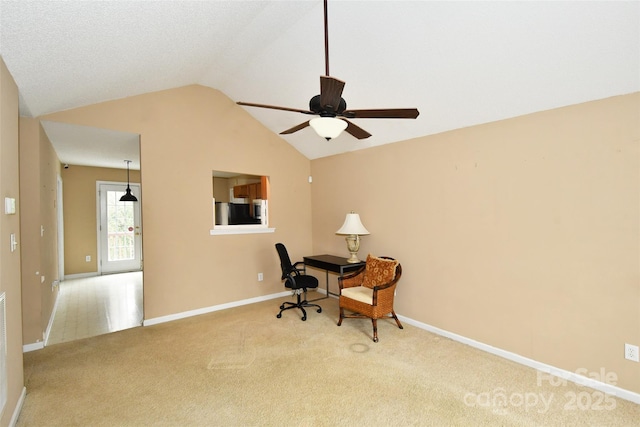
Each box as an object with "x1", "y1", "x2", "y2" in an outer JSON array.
[{"x1": 210, "y1": 226, "x2": 276, "y2": 236}]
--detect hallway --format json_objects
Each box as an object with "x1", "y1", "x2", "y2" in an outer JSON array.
[{"x1": 47, "y1": 272, "x2": 143, "y2": 345}]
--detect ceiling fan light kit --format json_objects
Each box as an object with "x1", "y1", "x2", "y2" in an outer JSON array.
[
  {"x1": 309, "y1": 117, "x2": 348, "y2": 140},
  {"x1": 237, "y1": 0, "x2": 419, "y2": 142}
]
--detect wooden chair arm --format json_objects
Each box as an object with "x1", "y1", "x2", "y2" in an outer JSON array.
[
  {"x1": 372, "y1": 278, "x2": 398, "y2": 292},
  {"x1": 371, "y1": 264, "x2": 402, "y2": 305},
  {"x1": 338, "y1": 266, "x2": 366, "y2": 289}
]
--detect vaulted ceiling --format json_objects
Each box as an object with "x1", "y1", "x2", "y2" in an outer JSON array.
[{"x1": 1, "y1": 1, "x2": 638, "y2": 167}]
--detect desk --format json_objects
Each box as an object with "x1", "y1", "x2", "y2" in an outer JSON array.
[{"x1": 303, "y1": 255, "x2": 366, "y2": 301}]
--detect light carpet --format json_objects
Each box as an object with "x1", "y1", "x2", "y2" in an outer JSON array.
[{"x1": 18, "y1": 295, "x2": 640, "y2": 426}]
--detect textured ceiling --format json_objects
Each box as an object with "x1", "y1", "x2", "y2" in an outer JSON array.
[{"x1": 1, "y1": 0, "x2": 638, "y2": 167}]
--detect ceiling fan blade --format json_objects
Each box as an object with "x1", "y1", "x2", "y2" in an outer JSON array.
[
  {"x1": 341, "y1": 108, "x2": 420, "y2": 119},
  {"x1": 343, "y1": 119, "x2": 372, "y2": 140},
  {"x1": 280, "y1": 121, "x2": 310, "y2": 135},
  {"x1": 319, "y1": 76, "x2": 345, "y2": 111},
  {"x1": 237, "y1": 101, "x2": 315, "y2": 115}
]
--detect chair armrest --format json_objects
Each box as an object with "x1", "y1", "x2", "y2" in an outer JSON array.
[
  {"x1": 373, "y1": 281, "x2": 396, "y2": 292},
  {"x1": 291, "y1": 261, "x2": 306, "y2": 275},
  {"x1": 371, "y1": 263, "x2": 402, "y2": 305},
  {"x1": 371, "y1": 280, "x2": 398, "y2": 306},
  {"x1": 338, "y1": 266, "x2": 366, "y2": 289}
]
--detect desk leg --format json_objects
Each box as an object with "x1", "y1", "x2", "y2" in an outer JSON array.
[
  {"x1": 326, "y1": 270, "x2": 329, "y2": 296},
  {"x1": 308, "y1": 269, "x2": 330, "y2": 302}
]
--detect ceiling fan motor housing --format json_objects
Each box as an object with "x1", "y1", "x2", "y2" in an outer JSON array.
[{"x1": 309, "y1": 94, "x2": 347, "y2": 116}]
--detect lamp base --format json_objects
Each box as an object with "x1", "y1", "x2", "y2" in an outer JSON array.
[
  {"x1": 345, "y1": 234, "x2": 361, "y2": 263},
  {"x1": 346, "y1": 253, "x2": 361, "y2": 263}
]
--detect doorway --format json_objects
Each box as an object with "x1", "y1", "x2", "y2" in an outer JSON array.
[
  {"x1": 40, "y1": 122, "x2": 144, "y2": 346},
  {"x1": 47, "y1": 179, "x2": 144, "y2": 346},
  {"x1": 97, "y1": 182, "x2": 142, "y2": 274},
  {"x1": 46, "y1": 272, "x2": 143, "y2": 345}
]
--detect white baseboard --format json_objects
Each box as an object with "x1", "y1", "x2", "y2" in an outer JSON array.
[
  {"x1": 9, "y1": 387, "x2": 26, "y2": 427},
  {"x1": 143, "y1": 291, "x2": 291, "y2": 326},
  {"x1": 22, "y1": 341, "x2": 44, "y2": 353},
  {"x1": 311, "y1": 287, "x2": 338, "y2": 298},
  {"x1": 397, "y1": 315, "x2": 640, "y2": 405},
  {"x1": 23, "y1": 285, "x2": 60, "y2": 352},
  {"x1": 43, "y1": 286, "x2": 61, "y2": 347},
  {"x1": 63, "y1": 272, "x2": 98, "y2": 280}
]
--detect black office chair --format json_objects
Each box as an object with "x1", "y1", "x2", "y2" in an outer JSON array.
[{"x1": 275, "y1": 243, "x2": 322, "y2": 321}]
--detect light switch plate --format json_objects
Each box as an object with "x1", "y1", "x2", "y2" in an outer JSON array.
[{"x1": 4, "y1": 197, "x2": 15, "y2": 215}]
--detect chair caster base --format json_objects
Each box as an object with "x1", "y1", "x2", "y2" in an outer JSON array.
[{"x1": 276, "y1": 292, "x2": 322, "y2": 321}]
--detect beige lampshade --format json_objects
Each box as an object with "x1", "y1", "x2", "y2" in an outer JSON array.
[{"x1": 336, "y1": 212, "x2": 370, "y2": 235}]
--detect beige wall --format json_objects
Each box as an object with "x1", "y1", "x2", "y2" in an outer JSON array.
[
  {"x1": 19, "y1": 118, "x2": 61, "y2": 347},
  {"x1": 212, "y1": 177, "x2": 230, "y2": 202},
  {"x1": 310, "y1": 93, "x2": 640, "y2": 393},
  {"x1": 18, "y1": 82, "x2": 639, "y2": 401},
  {"x1": 43, "y1": 85, "x2": 313, "y2": 319},
  {"x1": 18, "y1": 118, "x2": 41, "y2": 346},
  {"x1": 62, "y1": 165, "x2": 140, "y2": 275},
  {"x1": 0, "y1": 57, "x2": 24, "y2": 427}
]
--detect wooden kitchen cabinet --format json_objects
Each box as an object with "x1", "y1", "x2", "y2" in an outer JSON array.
[
  {"x1": 233, "y1": 183, "x2": 262, "y2": 199},
  {"x1": 249, "y1": 183, "x2": 258, "y2": 200},
  {"x1": 233, "y1": 184, "x2": 249, "y2": 198}
]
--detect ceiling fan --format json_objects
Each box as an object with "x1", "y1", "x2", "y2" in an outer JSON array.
[{"x1": 237, "y1": 0, "x2": 419, "y2": 141}]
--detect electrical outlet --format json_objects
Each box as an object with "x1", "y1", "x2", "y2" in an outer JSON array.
[
  {"x1": 86, "y1": 255, "x2": 91, "y2": 262},
  {"x1": 625, "y1": 343, "x2": 639, "y2": 362},
  {"x1": 257, "y1": 273, "x2": 264, "y2": 282}
]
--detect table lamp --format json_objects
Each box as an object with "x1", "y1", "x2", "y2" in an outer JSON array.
[{"x1": 336, "y1": 211, "x2": 370, "y2": 263}]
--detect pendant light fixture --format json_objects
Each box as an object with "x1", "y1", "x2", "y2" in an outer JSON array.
[{"x1": 119, "y1": 160, "x2": 138, "y2": 202}]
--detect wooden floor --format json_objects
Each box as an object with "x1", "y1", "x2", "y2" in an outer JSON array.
[{"x1": 47, "y1": 271, "x2": 143, "y2": 345}]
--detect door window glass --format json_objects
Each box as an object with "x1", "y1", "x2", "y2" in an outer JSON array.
[{"x1": 107, "y1": 190, "x2": 135, "y2": 261}]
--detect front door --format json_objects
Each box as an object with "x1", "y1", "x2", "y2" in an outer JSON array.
[{"x1": 98, "y1": 182, "x2": 142, "y2": 274}]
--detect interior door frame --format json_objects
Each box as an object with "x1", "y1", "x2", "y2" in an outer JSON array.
[
  {"x1": 96, "y1": 180, "x2": 142, "y2": 275},
  {"x1": 57, "y1": 174, "x2": 64, "y2": 280}
]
